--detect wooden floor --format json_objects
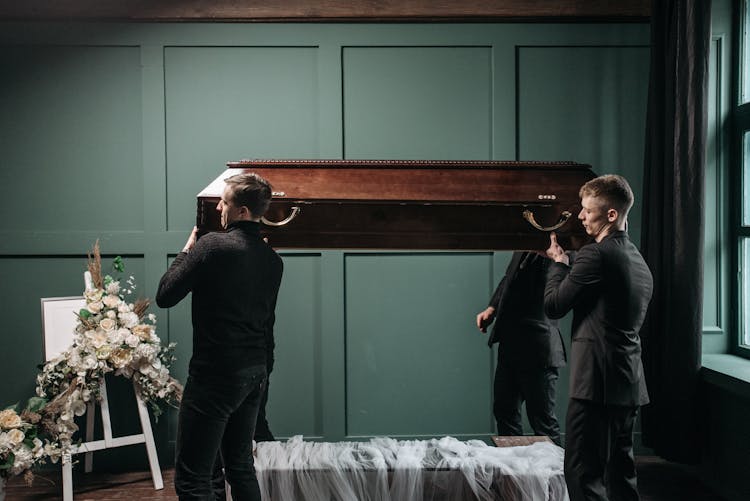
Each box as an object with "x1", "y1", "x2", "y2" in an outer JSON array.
[{"x1": 5, "y1": 456, "x2": 726, "y2": 500}]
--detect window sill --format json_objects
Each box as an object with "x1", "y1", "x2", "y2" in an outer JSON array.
[{"x1": 701, "y1": 354, "x2": 750, "y2": 399}]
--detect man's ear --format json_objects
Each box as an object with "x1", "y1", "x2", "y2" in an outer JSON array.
[{"x1": 607, "y1": 208, "x2": 619, "y2": 222}]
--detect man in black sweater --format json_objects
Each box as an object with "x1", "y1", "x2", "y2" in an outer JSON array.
[
  {"x1": 157, "y1": 172, "x2": 283, "y2": 501},
  {"x1": 544, "y1": 174, "x2": 653, "y2": 501}
]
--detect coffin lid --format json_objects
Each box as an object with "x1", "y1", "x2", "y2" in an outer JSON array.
[{"x1": 198, "y1": 159, "x2": 594, "y2": 203}]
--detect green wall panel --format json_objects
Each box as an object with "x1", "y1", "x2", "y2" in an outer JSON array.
[
  {"x1": 164, "y1": 46, "x2": 321, "y2": 231},
  {"x1": 266, "y1": 253, "x2": 323, "y2": 438},
  {"x1": 518, "y1": 46, "x2": 649, "y2": 244},
  {"x1": 0, "y1": 46, "x2": 143, "y2": 232},
  {"x1": 344, "y1": 253, "x2": 494, "y2": 437},
  {"x1": 342, "y1": 47, "x2": 493, "y2": 160}
]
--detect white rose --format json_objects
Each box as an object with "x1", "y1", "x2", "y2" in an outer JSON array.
[
  {"x1": 110, "y1": 348, "x2": 133, "y2": 368},
  {"x1": 12, "y1": 445, "x2": 33, "y2": 474},
  {"x1": 106, "y1": 281, "x2": 121, "y2": 295},
  {"x1": 125, "y1": 334, "x2": 140, "y2": 348},
  {"x1": 107, "y1": 310, "x2": 117, "y2": 319},
  {"x1": 83, "y1": 355, "x2": 98, "y2": 369},
  {"x1": 89, "y1": 329, "x2": 108, "y2": 349},
  {"x1": 119, "y1": 312, "x2": 139, "y2": 328},
  {"x1": 135, "y1": 343, "x2": 157, "y2": 359},
  {"x1": 7, "y1": 428, "x2": 25, "y2": 445},
  {"x1": 118, "y1": 303, "x2": 131, "y2": 313},
  {"x1": 99, "y1": 318, "x2": 117, "y2": 331},
  {"x1": 132, "y1": 324, "x2": 153, "y2": 341},
  {"x1": 113, "y1": 328, "x2": 130, "y2": 343},
  {"x1": 103, "y1": 295, "x2": 120, "y2": 308},
  {"x1": 96, "y1": 345, "x2": 113, "y2": 359},
  {"x1": 85, "y1": 289, "x2": 103, "y2": 302},
  {"x1": 88, "y1": 301, "x2": 103, "y2": 314},
  {"x1": 0, "y1": 433, "x2": 11, "y2": 452},
  {"x1": 0, "y1": 409, "x2": 22, "y2": 429}
]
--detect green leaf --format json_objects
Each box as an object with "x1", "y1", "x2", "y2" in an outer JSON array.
[
  {"x1": 26, "y1": 396, "x2": 47, "y2": 413},
  {"x1": 0, "y1": 452, "x2": 14, "y2": 470},
  {"x1": 79, "y1": 308, "x2": 91, "y2": 319},
  {"x1": 113, "y1": 256, "x2": 125, "y2": 273}
]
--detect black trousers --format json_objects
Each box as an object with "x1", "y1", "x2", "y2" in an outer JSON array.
[
  {"x1": 493, "y1": 352, "x2": 562, "y2": 446},
  {"x1": 564, "y1": 398, "x2": 640, "y2": 501},
  {"x1": 253, "y1": 377, "x2": 274, "y2": 442},
  {"x1": 174, "y1": 365, "x2": 266, "y2": 501}
]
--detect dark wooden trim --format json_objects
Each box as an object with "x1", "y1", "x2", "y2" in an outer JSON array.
[
  {"x1": 227, "y1": 159, "x2": 593, "y2": 170},
  {"x1": 0, "y1": 0, "x2": 650, "y2": 22}
]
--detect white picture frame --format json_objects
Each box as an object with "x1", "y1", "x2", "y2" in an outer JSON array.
[{"x1": 41, "y1": 296, "x2": 85, "y2": 362}]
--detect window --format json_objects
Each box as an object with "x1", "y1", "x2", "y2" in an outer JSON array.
[{"x1": 734, "y1": 1, "x2": 750, "y2": 356}]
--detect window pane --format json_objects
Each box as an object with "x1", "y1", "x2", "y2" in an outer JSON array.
[
  {"x1": 743, "y1": 239, "x2": 750, "y2": 347},
  {"x1": 744, "y1": 132, "x2": 750, "y2": 224}
]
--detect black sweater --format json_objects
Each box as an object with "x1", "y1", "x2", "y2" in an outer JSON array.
[{"x1": 156, "y1": 221, "x2": 283, "y2": 377}]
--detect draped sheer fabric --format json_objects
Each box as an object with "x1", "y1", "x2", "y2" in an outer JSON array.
[{"x1": 255, "y1": 436, "x2": 567, "y2": 501}]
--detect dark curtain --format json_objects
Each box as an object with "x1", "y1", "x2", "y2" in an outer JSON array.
[{"x1": 640, "y1": 0, "x2": 712, "y2": 463}]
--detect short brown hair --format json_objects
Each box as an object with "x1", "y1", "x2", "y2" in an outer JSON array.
[
  {"x1": 224, "y1": 172, "x2": 273, "y2": 217},
  {"x1": 579, "y1": 174, "x2": 634, "y2": 216}
]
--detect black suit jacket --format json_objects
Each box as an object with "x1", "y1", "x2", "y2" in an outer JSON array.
[
  {"x1": 488, "y1": 252, "x2": 566, "y2": 368},
  {"x1": 544, "y1": 231, "x2": 653, "y2": 406}
]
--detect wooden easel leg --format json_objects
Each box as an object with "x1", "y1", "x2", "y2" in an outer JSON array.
[
  {"x1": 133, "y1": 383, "x2": 164, "y2": 490},
  {"x1": 84, "y1": 401, "x2": 95, "y2": 473},
  {"x1": 62, "y1": 452, "x2": 73, "y2": 501}
]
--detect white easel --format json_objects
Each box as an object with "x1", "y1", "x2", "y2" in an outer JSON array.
[
  {"x1": 59, "y1": 378, "x2": 163, "y2": 501},
  {"x1": 42, "y1": 272, "x2": 163, "y2": 500}
]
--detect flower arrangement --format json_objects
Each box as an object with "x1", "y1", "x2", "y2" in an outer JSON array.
[
  {"x1": 35, "y1": 242, "x2": 182, "y2": 452},
  {"x1": 0, "y1": 397, "x2": 62, "y2": 484}
]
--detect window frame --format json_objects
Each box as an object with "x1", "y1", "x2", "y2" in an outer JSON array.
[{"x1": 732, "y1": 0, "x2": 750, "y2": 358}]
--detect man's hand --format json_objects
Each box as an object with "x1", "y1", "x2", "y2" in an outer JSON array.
[
  {"x1": 476, "y1": 306, "x2": 496, "y2": 334},
  {"x1": 182, "y1": 226, "x2": 199, "y2": 253},
  {"x1": 545, "y1": 232, "x2": 569, "y2": 265}
]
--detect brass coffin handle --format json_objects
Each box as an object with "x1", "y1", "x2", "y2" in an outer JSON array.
[
  {"x1": 261, "y1": 206, "x2": 301, "y2": 227},
  {"x1": 522, "y1": 209, "x2": 572, "y2": 232}
]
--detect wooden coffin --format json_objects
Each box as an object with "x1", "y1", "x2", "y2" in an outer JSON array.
[{"x1": 196, "y1": 159, "x2": 596, "y2": 250}]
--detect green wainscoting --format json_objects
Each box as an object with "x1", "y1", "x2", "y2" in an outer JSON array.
[
  {"x1": 0, "y1": 21, "x2": 667, "y2": 468},
  {"x1": 344, "y1": 253, "x2": 493, "y2": 438},
  {"x1": 342, "y1": 47, "x2": 493, "y2": 159}
]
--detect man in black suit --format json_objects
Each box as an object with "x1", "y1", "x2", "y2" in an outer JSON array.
[
  {"x1": 476, "y1": 251, "x2": 566, "y2": 446},
  {"x1": 544, "y1": 174, "x2": 653, "y2": 501}
]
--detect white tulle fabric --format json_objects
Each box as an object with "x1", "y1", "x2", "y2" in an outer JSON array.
[{"x1": 255, "y1": 436, "x2": 568, "y2": 501}]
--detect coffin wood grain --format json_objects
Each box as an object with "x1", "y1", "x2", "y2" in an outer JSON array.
[
  {"x1": 0, "y1": 0, "x2": 650, "y2": 22},
  {"x1": 197, "y1": 159, "x2": 596, "y2": 251}
]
